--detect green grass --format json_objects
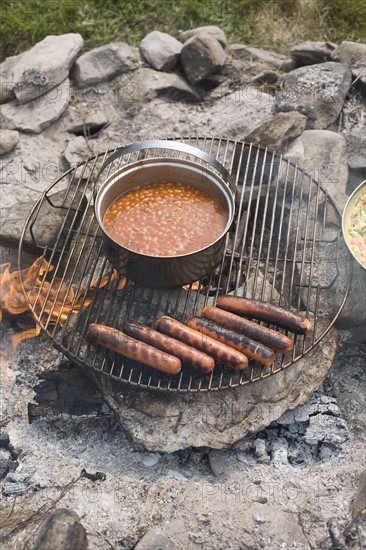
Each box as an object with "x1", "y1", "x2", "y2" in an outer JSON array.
[{"x1": 0, "y1": 0, "x2": 365, "y2": 61}]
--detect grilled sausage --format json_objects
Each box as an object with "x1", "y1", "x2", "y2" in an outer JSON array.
[
  {"x1": 124, "y1": 322, "x2": 215, "y2": 373},
  {"x1": 201, "y1": 307, "x2": 293, "y2": 354},
  {"x1": 217, "y1": 295, "x2": 312, "y2": 335},
  {"x1": 156, "y1": 316, "x2": 248, "y2": 370},
  {"x1": 87, "y1": 323, "x2": 181, "y2": 375},
  {"x1": 186, "y1": 316, "x2": 276, "y2": 365}
]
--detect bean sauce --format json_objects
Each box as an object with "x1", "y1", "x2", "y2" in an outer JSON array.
[{"x1": 103, "y1": 182, "x2": 227, "y2": 256}]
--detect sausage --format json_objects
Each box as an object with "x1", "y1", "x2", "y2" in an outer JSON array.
[
  {"x1": 217, "y1": 295, "x2": 312, "y2": 335},
  {"x1": 124, "y1": 322, "x2": 215, "y2": 373},
  {"x1": 186, "y1": 316, "x2": 276, "y2": 366},
  {"x1": 155, "y1": 316, "x2": 248, "y2": 370},
  {"x1": 201, "y1": 307, "x2": 293, "y2": 354},
  {"x1": 87, "y1": 323, "x2": 181, "y2": 375}
]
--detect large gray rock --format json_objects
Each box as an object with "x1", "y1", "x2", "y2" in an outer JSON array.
[
  {"x1": 33, "y1": 508, "x2": 88, "y2": 550},
  {"x1": 89, "y1": 329, "x2": 338, "y2": 452},
  {"x1": 340, "y1": 89, "x2": 366, "y2": 186},
  {"x1": 134, "y1": 527, "x2": 177, "y2": 550},
  {"x1": 116, "y1": 67, "x2": 200, "y2": 104},
  {"x1": 331, "y1": 41, "x2": 366, "y2": 66},
  {"x1": 285, "y1": 130, "x2": 349, "y2": 211},
  {"x1": 12, "y1": 34, "x2": 83, "y2": 103},
  {"x1": 181, "y1": 35, "x2": 227, "y2": 83},
  {"x1": 0, "y1": 53, "x2": 23, "y2": 104},
  {"x1": 337, "y1": 261, "x2": 366, "y2": 328},
  {"x1": 71, "y1": 42, "x2": 140, "y2": 88},
  {"x1": 139, "y1": 31, "x2": 182, "y2": 71},
  {"x1": 0, "y1": 130, "x2": 19, "y2": 156},
  {"x1": 343, "y1": 129, "x2": 366, "y2": 171},
  {"x1": 274, "y1": 62, "x2": 352, "y2": 129},
  {"x1": 179, "y1": 25, "x2": 227, "y2": 48},
  {"x1": 291, "y1": 41, "x2": 335, "y2": 66},
  {"x1": 244, "y1": 111, "x2": 307, "y2": 151},
  {"x1": 0, "y1": 79, "x2": 70, "y2": 134},
  {"x1": 331, "y1": 40, "x2": 366, "y2": 92}
]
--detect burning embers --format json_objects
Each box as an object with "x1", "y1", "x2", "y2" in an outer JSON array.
[{"x1": 0, "y1": 257, "x2": 126, "y2": 347}]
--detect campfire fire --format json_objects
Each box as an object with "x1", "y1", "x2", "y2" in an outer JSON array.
[{"x1": 0, "y1": 257, "x2": 126, "y2": 347}]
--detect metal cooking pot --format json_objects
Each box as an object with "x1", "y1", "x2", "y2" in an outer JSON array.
[
  {"x1": 342, "y1": 179, "x2": 366, "y2": 269},
  {"x1": 94, "y1": 140, "x2": 236, "y2": 287}
]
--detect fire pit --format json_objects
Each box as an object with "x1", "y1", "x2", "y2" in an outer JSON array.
[{"x1": 17, "y1": 137, "x2": 352, "y2": 392}]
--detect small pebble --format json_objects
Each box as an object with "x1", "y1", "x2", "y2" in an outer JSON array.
[
  {"x1": 142, "y1": 453, "x2": 159, "y2": 467},
  {"x1": 254, "y1": 514, "x2": 266, "y2": 524},
  {"x1": 7, "y1": 471, "x2": 32, "y2": 483},
  {"x1": 3, "y1": 482, "x2": 28, "y2": 497},
  {"x1": 319, "y1": 444, "x2": 334, "y2": 461},
  {"x1": 255, "y1": 497, "x2": 268, "y2": 504},
  {"x1": 165, "y1": 470, "x2": 186, "y2": 480},
  {"x1": 253, "y1": 439, "x2": 267, "y2": 458},
  {"x1": 0, "y1": 433, "x2": 10, "y2": 449},
  {"x1": 10, "y1": 447, "x2": 22, "y2": 460},
  {"x1": 271, "y1": 438, "x2": 289, "y2": 464},
  {"x1": 0, "y1": 459, "x2": 10, "y2": 480}
]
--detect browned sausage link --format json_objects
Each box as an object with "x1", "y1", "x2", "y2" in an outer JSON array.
[
  {"x1": 155, "y1": 316, "x2": 248, "y2": 370},
  {"x1": 201, "y1": 307, "x2": 294, "y2": 354},
  {"x1": 186, "y1": 316, "x2": 276, "y2": 366},
  {"x1": 217, "y1": 295, "x2": 312, "y2": 335},
  {"x1": 124, "y1": 322, "x2": 215, "y2": 373},
  {"x1": 87, "y1": 323, "x2": 181, "y2": 375}
]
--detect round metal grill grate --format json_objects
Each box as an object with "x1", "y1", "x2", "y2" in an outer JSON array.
[{"x1": 18, "y1": 137, "x2": 352, "y2": 392}]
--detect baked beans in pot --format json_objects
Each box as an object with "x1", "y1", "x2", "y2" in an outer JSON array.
[{"x1": 94, "y1": 155, "x2": 235, "y2": 287}]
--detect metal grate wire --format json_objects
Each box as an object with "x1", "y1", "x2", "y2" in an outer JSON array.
[{"x1": 18, "y1": 137, "x2": 352, "y2": 392}]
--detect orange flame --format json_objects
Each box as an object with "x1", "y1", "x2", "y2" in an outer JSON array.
[{"x1": 0, "y1": 258, "x2": 126, "y2": 348}]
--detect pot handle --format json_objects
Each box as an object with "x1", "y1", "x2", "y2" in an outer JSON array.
[{"x1": 94, "y1": 139, "x2": 236, "y2": 196}]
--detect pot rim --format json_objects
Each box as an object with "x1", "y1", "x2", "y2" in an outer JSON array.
[{"x1": 94, "y1": 156, "x2": 235, "y2": 259}]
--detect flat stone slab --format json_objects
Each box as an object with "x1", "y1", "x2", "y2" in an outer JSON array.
[
  {"x1": 285, "y1": 129, "x2": 349, "y2": 211},
  {"x1": 228, "y1": 45, "x2": 287, "y2": 69},
  {"x1": 0, "y1": 79, "x2": 71, "y2": 134},
  {"x1": 245, "y1": 111, "x2": 307, "y2": 151},
  {"x1": 12, "y1": 33, "x2": 83, "y2": 103},
  {"x1": 290, "y1": 41, "x2": 335, "y2": 65},
  {"x1": 116, "y1": 67, "x2": 200, "y2": 104},
  {"x1": 71, "y1": 43, "x2": 140, "y2": 88},
  {"x1": 89, "y1": 328, "x2": 338, "y2": 452}
]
